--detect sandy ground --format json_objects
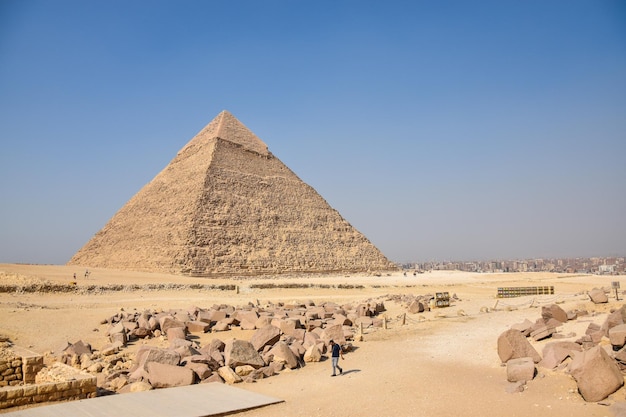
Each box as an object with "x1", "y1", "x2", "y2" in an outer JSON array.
[{"x1": 0, "y1": 264, "x2": 624, "y2": 416}]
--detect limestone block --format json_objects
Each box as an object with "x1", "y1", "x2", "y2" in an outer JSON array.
[
  {"x1": 569, "y1": 346, "x2": 623, "y2": 402},
  {"x1": 507, "y1": 357, "x2": 536, "y2": 382},
  {"x1": 224, "y1": 339, "x2": 265, "y2": 369},
  {"x1": 497, "y1": 329, "x2": 541, "y2": 363},
  {"x1": 147, "y1": 362, "x2": 195, "y2": 388},
  {"x1": 609, "y1": 324, "x2": 626, "y2": 348}
]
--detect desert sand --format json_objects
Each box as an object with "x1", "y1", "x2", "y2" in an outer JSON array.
[{"x1": 0, "y1": 263, "x2": 623, "y2": 416}]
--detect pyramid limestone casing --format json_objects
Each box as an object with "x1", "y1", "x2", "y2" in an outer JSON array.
[{"x1": 68, "y1": 111, "x2": 397, "y2": 276}]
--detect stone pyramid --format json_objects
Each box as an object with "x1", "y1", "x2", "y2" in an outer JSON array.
[{"x1": 68, "y1": 111, "x2": 397, "y2": 276}]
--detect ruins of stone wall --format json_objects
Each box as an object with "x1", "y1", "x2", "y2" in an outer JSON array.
[
  {"x1": 0, "y1": 347, "x2": 94, "y2": 410},
  {"x1": 0, "y1": 354, "x2": 22, "y2": 387},
  {"x1": 0, "y1": 370, "x2": 96, "y2": 409}
]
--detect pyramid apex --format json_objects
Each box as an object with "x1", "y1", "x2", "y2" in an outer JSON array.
[{"x1": 198, "y1": 111, "x2": 269, "y2": 155}]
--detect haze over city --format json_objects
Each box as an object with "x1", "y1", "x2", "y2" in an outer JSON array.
[{"x1": 1, "y1": 1, "x2": 625, "y2": 265}]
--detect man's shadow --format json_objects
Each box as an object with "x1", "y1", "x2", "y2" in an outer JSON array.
[{"x1": 340, "y1": 369, "x2": 361, "y2": 375}]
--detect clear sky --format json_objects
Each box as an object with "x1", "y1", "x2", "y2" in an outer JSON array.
[{"x1": 1, "y1": 0, "x2": 625, "y2": 265}]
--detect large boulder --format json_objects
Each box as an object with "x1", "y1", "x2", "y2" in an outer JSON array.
[
  {"x1": 609, "y1": 324, "x2": 626, "y2": 349},
  {"x1": 147, "y1": 362, "x2": 195, "y2": 388},
  {"x1": 569, "y1": 346, "x2": 623, "y2": 402},
  {"x1": 250, "y1": 325, "x2": 281, "y2": 352},
  {"x1": 268, "y1": 341, "x2": 300, "y2": 369},
  {"x1": 303, "y1": 344, "x2": 322, "y2": 363},
  {"x1": 320, "y1": 324, "x2": 346, "y2": 345},
  {"x1": 136, "y1": 346, "x2": 181, "y2": 371},
  {"x1": 497, "y1": 329, "x2": 541, "y2": 363},
  {"x1": 224, "y1": 339, "x2": 265, "y2": 369}
]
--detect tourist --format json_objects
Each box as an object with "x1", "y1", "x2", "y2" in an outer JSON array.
[{"x1": 329, "y1": 340, "x2": 344, "y2": 376}]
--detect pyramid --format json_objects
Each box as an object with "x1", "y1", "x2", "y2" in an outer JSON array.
[{"x1": 68, "y1": 111, "x2": 397, "y2": 276}]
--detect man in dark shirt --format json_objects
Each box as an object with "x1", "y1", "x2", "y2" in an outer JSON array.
[{"x1": 329, "y1": 340, "x2": 344, "y2": 376}]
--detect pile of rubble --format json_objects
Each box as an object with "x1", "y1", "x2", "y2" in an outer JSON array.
[
  {"x1": 498, "y1": 288, "x2": 626, "y2": 402},
  {"x1": 58, "y1": 299, "x2": 387, "y2": 393}
]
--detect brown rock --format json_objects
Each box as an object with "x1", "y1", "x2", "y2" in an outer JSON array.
[
  {"x1": 250, "y1": 325, "x2": 281, "y2": 352},
  {"x1": 497, "y1": 329, "x2": 541, "y2": 363},
  {"x1": 608, "y1": 323, "x2": 626, "y2": 348},
  {"x1": 268, "y1": 341, "x2": 300, "y2": 369},
  {"x1": 541, "y1": 304, "x2": 568, "y2": 323},
  {"x1": 186, "y1": 321, "x2": 211, "y2": 333},
  {"x1": 217, "y1": 366, "x2": 242, "y2": 384},
  {"x1": 589, "y1": 288, "x2": 608, "y2": 304},
  {"x1": 539, "y1": 341, "x2": 582, "y2": 369},
  {"x1": 506, "y1": 357, "x2": 536, "y2": 382},
  {"x1": 569, "y1": 346, "x2": 623, "y2": 402},
  {"x1": 304, "y1": 344, "x2": 322, "y2": 363},
  {"x1": 224, "y1": 339, "x2": 265, "y2": 369},
  {"x1": 137, "y1": 347, "x2": 181, "y2": 371},
  {"x1": 147, "y1": 362, "x2": 195, "y2": 388}
]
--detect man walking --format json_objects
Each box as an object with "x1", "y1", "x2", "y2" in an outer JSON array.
[{"x1": 329, "y1": 340, "x2": 344, "y2": 376}]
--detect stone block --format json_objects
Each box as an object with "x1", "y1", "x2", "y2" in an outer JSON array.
[
  {"x1": 497, "y1": 329, "x2": 541, "y2": 363},
  {"x1": 507, "y1": 357, "x2": 536, "y2": 382},
  {"x1": 147, "y1": 362, "x2": 195, "y2": 388},
  {"x1": 569, "y1": 346, "x2": 623, "y2": 402}
]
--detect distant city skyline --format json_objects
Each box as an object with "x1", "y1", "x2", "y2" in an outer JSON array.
[{"x1": 1, "y1": 1, "x2": 624, "y2": 265}]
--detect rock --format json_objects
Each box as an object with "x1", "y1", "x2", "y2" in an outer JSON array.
[
  {"x1": 506, "y1": 357, "x2": 536, "y2": 382},
  {"x1": 217, "y1": 366, "x2": 242, "y2": 384},
  {"x1": 320, "y1": 324, "x2": 346, "y2": 345},
  {"x1": 212, "y1": 321, "x2": 230, "y2": 332},
  {"x1": 569, "y1": 346, "x2": 623, "y2": 402},
  {"x1": 497, "y1": 329, "x2": 541, "y2": 363},
  {"x1": 541, "y1": 304, "x2": 568, "y2": 323},
  {"x1": 530, "y1": 323, "x2": 556, "y2": 341},
  {"x1": 505, "y1": 381, "x2": 525, "y2": 393},
  {"x1": 185, "y1": 362, "x2": 212, "y2": 380},
  {"x1": 147, "y1": 362, "x2": 195, "y2": 388},
  {"x1": 64, "y1": 340, "x2": 93, "y2": 357},
  {"x1": 166, "y1": 326, "x2": 187, "y2": 341},
  {"x1": 408, "y1": 300, "x2": 424, "y2": 314},
  {"x1": 510, "y1": 319, "x2": 534, "y2": 337},
  {"x1": 589, "y1": 288, "x2": 608, "y2": 304},
  {"x1": 131, "y1": 327, "x2": 151, "y2": 339},
  {"x1": 224, "y1": 339, "x2": 265, "y2": 369},
  {"x1": 303, "y1": 344, "x2": 322, "y2": 363},
  {"x1": 539, "y1": 341, "x2": 582, "y2": 369},
  {"x1": 159, "y1": 316, "x2": 186, "y2": 334},
  {"x1": 250, "y1": 325, "x2": 281, "y2": 352},
  {"x1": 202, "y1": 372, "x2": 224, "y2": 384},
  {"x1": 267, "y1": 341, "x2": 299, "y2": 369},
  {"x1": 119, "y1": 381, "x2": 153, "y2": 393},
  {"x1": 234, "y1": 365, "x2": 256, "y2": 377},
  {"x1": 137, "y1": 347, "x2": 181, "y2": 371},
  {"x1": 609, "y1": 324, "x2": 626, "y2": 348},
  {"x1": 186, "y1": 321, "x2": 211, "y2": 333}
]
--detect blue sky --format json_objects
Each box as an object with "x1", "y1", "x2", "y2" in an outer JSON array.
[{"x1": 1, "y1": 0, "x2": 625, "y2": 265}]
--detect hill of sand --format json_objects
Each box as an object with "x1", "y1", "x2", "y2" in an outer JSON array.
[{"x1": 0, "y1": 264, "x2": 624, "y2": 416}]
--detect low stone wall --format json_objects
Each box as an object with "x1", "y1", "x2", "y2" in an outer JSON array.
[
  {"x1": 0, "y1": 346, "x2": 96, "y2": 410},
  {"x1": 0, "y1": 354, "x2": 22, "y2": 387},
  {"x1": 0, "y1": 370, "x2": 97, "y2": 409}
]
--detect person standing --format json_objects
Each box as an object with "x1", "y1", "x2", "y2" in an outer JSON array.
[{"x1": 329, "y1": 340, "x2": 344, "y2": 376}]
